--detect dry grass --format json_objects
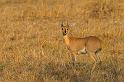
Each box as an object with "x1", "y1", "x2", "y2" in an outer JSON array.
[{"x1": 0, "y1": 0, "x2": 124, "y2": 82}]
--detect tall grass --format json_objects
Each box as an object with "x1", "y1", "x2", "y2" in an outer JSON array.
[{"x1": 0, "y1": 0, "x2": 124, "y2": 82}]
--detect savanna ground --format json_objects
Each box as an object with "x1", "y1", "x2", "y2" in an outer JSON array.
[{"x1": 0, "y1": 0, "x2": 124, "y2": 82}]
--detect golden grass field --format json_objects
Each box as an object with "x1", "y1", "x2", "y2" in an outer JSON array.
[{"x1": 0, "y1": 0, "x2": 124, "y2": 82}]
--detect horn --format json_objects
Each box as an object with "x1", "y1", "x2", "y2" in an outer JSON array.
[
  {"x1": 61, "y1": 21, "x2": 64, "y2": 27},
  {"x1": 66, "y1": 21, "x2": 69, "y2": 27}
]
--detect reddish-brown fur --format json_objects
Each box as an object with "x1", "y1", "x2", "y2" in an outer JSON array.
[{"x1": 61, "y1": 22, "x2": 102, "y2": 65}]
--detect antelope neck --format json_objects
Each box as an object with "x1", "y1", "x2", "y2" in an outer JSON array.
[{"x1": 63, "y1": 35, "x2": 70, "y2": 45}]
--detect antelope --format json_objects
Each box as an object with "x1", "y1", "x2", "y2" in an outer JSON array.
[{"x1": 60, "y1": 22, "x2": 102, "y2": 68}]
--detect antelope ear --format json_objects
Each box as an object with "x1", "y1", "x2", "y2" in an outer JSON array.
[
  {"x1": 60, "y1": 20, "x2": 65, "y2": 27},
  {"x1": 70, "y1": 22, "x2": 76, "y2": 27},
  {"x1": 65, "y1": 21, "x2": 70, "y2": 28},
  {"x1": 61, "y1": 23, "x2": 64, "y2": 27},
  {"x1": 55, "y1": 21, "x2": 64, "y2": 27},
  {"x1": 66, "y1": 21, "x2": 76, "y2": 27}
]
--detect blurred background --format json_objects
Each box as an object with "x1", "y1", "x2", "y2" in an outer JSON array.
[{"x1": 0, "y1": 0, "x2": 124, "y2": 82}]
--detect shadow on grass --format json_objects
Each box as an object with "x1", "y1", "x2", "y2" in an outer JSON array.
[
  {"x1": 38, "y1": 60, "x2": 121, "y2": 82},
  {"x1": 43, "y1": 62, "x2": 91, "y2": 82}
]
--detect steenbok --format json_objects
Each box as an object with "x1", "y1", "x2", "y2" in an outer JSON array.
[{"x1": 60, "y1": 22, "x2": 102, "y2": 69}]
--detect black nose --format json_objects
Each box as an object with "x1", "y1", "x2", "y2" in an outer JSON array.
[{"x1": 65, "y1": 30, "x2": 66, "y2": 33}]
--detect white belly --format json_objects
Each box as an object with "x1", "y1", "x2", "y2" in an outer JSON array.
[{"x1": 78, "y1": 48, "x2": 87, "y2": 54}]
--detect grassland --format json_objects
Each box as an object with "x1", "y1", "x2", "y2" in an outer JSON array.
[{"x1": 0, "y1": 0, "x2": 124, "y2": 82}]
